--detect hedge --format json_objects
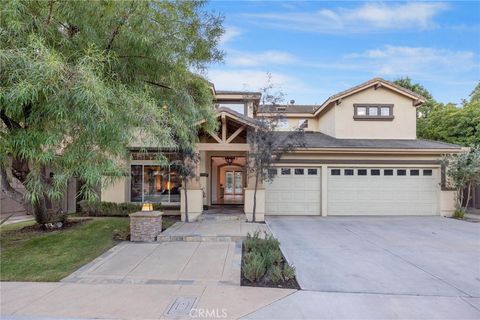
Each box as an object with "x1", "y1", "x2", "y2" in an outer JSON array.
[{"x1": 78, "y1": 201, "x2": 162, "y2": 217}]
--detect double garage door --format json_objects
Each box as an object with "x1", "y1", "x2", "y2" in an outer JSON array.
[{"x1": 265, "y1": 167, "x2": 440, "y2": 216}]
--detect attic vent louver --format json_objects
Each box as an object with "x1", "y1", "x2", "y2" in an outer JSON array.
[{"x1": 277, "y1": 107, "x2": 286, "y2": 111}]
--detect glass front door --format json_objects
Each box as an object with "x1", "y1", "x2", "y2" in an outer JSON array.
[{"x1": 225, "y1": 171, "x2": 243, "y2": 195}]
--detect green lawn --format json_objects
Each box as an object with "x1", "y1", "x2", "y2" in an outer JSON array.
[{"x1": 0, "y1": 217, "x2": 129, "y2": 282}]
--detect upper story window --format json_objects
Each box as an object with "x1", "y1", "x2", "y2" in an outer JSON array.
[
  {"x1": 354, "y1": 104, "x2": 394, "y2": 121},
  {"x1": 298, "y1": 119, "x2": 308, "y2": 128},
  {"x1": 277, "y1": 118, "x2": 289, "y2": 129}
]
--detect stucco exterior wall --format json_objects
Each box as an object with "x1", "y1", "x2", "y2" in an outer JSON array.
[
  {"x1": 333, "y1": 86, "x2": 417, "y2": 139},
  {"x1": 440, "y1": 190, "x2": 456, "y2": 217},
  {"x1": 317, "y1": 106, "x2": 335, "y2": 136},
  {"x1": 101, "y1": 178, "x2": 127, "y2": 203}
]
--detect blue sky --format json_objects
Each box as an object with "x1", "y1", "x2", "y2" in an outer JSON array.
[{"x1": 205, "y1": 1, "x2": 480, "y2": 105}]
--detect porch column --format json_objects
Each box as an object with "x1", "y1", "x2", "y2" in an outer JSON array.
[
  {"x1": 180, "y1": 154, "x2": 203, "y2": 222},
  {"x1": 244, "y1": 157, "x2": 265, "y2": 222}
]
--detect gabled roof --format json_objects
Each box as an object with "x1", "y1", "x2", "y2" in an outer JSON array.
[
  {"x1": 197, "y1": 107, "x2": 259, "y2": 127},
  {"x1": 313, "y1": 78, "x2": 426, "y2": 116},
  {"x1": 258, "y1": 104, "x2": 318, "y2": 114}
]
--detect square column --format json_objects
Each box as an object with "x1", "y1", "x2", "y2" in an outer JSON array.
[
  {"x1": 244, "y1": 188, "x2": 265, "y2": 222},
  {"x1": 180, "y1": 188, "x2": 203, "y2": 222}
]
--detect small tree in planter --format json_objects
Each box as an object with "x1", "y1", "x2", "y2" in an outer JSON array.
[
  {"x1": 442, "y1": 146, "x2": 480, "y2": 217},
  {"x1": 170, "y1": 147, "x2": 200, "y2": 222},
  {"x1": 246, "y1": 120, "x2": 305, "y2": 222}
]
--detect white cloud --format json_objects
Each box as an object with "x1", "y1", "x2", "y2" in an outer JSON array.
[
  {"x1": 345, "y1": 45, "x2": 477, "y2": 77},
  {"x1": 243, "y1": 2, "x2": 449, "y2": 33},
  {"x1": 227, "y1": 50, "x2": 296, "y2": 67},
  {"x1": 219, "y1": 26, "x2": 242, "y2": 44}
]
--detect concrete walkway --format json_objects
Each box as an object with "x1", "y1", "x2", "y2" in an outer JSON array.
[
  {"x1": 158, "y1": 217, "x2": 269, "y2": 242},
  {"x1": 62, "y1": 241, "x2": 242, "y2": 286},
  {"x1": 1, "y1": 282, "x2": 295, "y2": 320}
]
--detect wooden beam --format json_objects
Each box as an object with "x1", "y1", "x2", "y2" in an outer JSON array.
[
  {"x1": 208, "y1": 131, "x2": 222, "y2": 143},
  {"x1": 226, "y1": 125, "x2": 246, "y2": 143},
  {"x1": 221, "y1": 114, "x2": 227, "y2": 142}
]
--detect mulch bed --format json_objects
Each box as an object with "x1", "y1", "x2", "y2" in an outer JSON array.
[{"x1": 240, "y1": 244, "x2": 301, "y2": 290}]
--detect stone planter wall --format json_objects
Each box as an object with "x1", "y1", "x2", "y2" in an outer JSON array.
[{"x1": 130, "y1": 211, "x2": 163, "y2": 242}]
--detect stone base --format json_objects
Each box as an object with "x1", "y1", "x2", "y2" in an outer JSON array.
[
  {"x1": 245, "y1": 212, "x2": 265, "y2": 223},
  {"x1": 129, "y1": 211, "x2": 163, "y2": 242},
  {"x1": 181, "y1": 211, "x2": 202, "y2": 222}
]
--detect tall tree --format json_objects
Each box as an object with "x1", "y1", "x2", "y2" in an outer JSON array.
[
  {"x1": 394, "y1": 77, "x2": 480, "y2": 146},
  {"x1": 0, "y1": 1, "x2": 223, "y2": 224}
]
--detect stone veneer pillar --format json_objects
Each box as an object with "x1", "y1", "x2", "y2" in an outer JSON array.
[{"x1": 129, "y1": 211, "x2": 163, "y2": 242}]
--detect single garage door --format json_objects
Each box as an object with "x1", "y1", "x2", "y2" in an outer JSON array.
[
  {"x1": 266, "y1": 167, "x2": 321, "y2": 215},
  {"x1": 328, "y1": 167, "x2": 439, "y2": 216}
]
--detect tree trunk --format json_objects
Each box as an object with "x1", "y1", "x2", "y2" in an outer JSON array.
[
  {"x1": 464, "y1": 181, "x2": 473, "y2": 210},
  {"x1": 252, "y1": 171, "x2": 259, "y2": 222},
  {"x1": 184, "y1": 178, "x2": 189, "y2": 222},
  {"x1": 33, "y1": 195, "x2": 50, "y2": 225}
]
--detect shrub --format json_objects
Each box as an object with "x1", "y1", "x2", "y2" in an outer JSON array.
[
  {"x1": 78, "y1": 201, "x2": 162, "y2": 217},
  {"x1": 283, "y1": 263, "x2": 296, "y2": 281},
  {"x1": 263, "y1": 248, "x2": 283, "y2": 269},
  {"x1": 454, "y1": 208, "x2": 465, "y2": 219},
  {"x1": 243, "y1": 252, "x2": 266, "y2": 282},
  {"x1": 267, "y1": 265, "x2": 284, "y2": 284}
]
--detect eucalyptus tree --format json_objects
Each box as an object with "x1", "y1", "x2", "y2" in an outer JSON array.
[{"x1": 0, "y1": 1, "x2": 223, "y2": 224}]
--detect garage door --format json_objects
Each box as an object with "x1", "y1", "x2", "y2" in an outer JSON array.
[
  {"x1": 328, "y1": 168, "x2": 439, "y2": 216},
  {"x1": 266, "y1": 167, "x2": 321, "y2": 215}
]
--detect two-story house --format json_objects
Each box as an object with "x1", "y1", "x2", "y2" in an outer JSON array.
[{"x1": 100, "y1": 78, "x2": 462, "y2": 221}]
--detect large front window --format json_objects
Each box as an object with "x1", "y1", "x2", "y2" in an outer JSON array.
[{"x1": 130, "y1": 163, "x2": 182, "y2": 203}]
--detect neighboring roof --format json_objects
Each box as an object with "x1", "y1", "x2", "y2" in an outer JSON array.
[
  {"x1": 274, "y1": 131, "x2": 461, "y2": 150},
  {"x1": 313, "y1": 78, "x2": 427, "y2": 116},
  {"x1": 215, "y1": 90, "x2": 262, "y2": 95},
  {"x1": 258, "y1": 104, "x2": 319, "y2": 114},
  {"x1": 212, "y1": 106, "x2": 259, "y2": 127}
]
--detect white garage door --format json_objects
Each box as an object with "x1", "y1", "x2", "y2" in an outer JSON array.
[
  {"x1": 328, "y1": 168, "x2": 439, "y2": 216},
  {"x1": 266, "y1": 167, "x2": 321, "y2": 215}
]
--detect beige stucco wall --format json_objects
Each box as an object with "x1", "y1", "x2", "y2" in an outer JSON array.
[
  {"x1": 317, "y1": 106, "x2": 335, "y2": 136},
  {"x1": 244, "y1": 188, "x2": 265, "y2": 222},
  {"x1": 101, "y1": 178, "x2": 127, "y2": 203},
  {"x1": 333, "y1": 86, "x2": 417, "y2": 139},
  {"x1": 180, "y1": 188, "x2": 203, "y2": 221},
  {"x1": 275, "y1": 116, "x2": 318, "y2": 132},
  {"x1": 440, "y1": 190, "x2": 456, "y2": 217}
]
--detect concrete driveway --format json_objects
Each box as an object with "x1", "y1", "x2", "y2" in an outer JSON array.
[{"x1": 245, "y1": 216, "x2": 480, "y2": 319}]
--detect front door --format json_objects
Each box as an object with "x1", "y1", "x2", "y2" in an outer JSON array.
[{"x1": 225, "y1": 171, "x2": 243, "y2": 195}]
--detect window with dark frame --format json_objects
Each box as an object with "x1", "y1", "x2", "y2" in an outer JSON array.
[
  {"x1": 344, "y1": 169, "x2": 354, "y2": 176},
  {"x1": 295, "y1": 168, "x2": 305, "y2": 175},
  {"x1": 281, "y1": 168, "x2": 291, "y2": 175},
  {"x1": 397, "y1": 169, "x2": 407, "y2": 176},
  {"x1": 410, "y1": 169, "x2": 420, "y2": 176},
  {"x1": 354, "y1": 104, "x2": 393, "y2": 120},
  {"x1": 384, "y1": 169, "x2": 394, "y2": 176},
  {"x1": 331, "y1": 169, "x2": 341, "y2": 176},
  {"x1": 268, "y1": 169, "x2": 278, "y2": 176},
  {"x1": 358, "y1": 169, "x2": 367, "y2": 176},
  {"x1": 423, "y1": 169, "x2": 433, "y2": 176},
  {"x1": 308, "y1": 168, "x2": 318, "y2": 175},
  {"x1": 371, "y1": 169, "x2": 380, "y2": 176}
]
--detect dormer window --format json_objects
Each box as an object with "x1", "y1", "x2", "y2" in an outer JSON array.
[{"x1": 354, "y1": 104, "x2": 394, "y2": 121}]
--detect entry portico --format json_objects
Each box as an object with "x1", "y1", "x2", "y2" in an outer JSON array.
[{"x1": 185, "y1": 107, "x2": 263, "y2": 221}]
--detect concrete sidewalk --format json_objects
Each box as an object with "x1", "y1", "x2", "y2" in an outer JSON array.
[{"x1": 1, "y1": 282, "x2": 295, "y2": 320}]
